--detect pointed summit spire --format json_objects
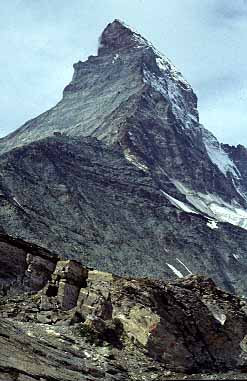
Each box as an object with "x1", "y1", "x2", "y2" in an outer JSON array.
[{"x1": 98, "y1": 19, "x2": 147, "y2": 55}]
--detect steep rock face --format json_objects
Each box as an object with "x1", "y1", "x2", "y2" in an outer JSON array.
[
  {"x1": 1, "y1": 137, "x2": 247, "y2": 295},
  {"x1": 2, "y1": 234, "x2": 247, "y2": 379},
  {"x1": 222, "y1": 143, "x2": 247, "y2": 201},
  {"x1": 0, "y1": 233, "x2": 57, "y2": 296},
  {"x1": 0, "y1": 20, "x2": 246, "y2": 214},
  {"x1": 0, "y1": 20, "x2": 247, "y2": 295}
]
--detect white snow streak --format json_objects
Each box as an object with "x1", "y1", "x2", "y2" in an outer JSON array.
[
  {"x1": 166, "y1": 263, "x2": 184, "y2": 278},
  {"x1": 13, "y1": 197, "x2": 22, "y2": 208},
  {"x1": 160, "y1": 190, "x2": 198, "y2": 214},
  {"x1": 176, "y1": 258, "x2": 193, "y2": 275}
]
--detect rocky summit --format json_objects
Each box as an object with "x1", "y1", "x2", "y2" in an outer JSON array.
[{"x1": 0, "y1": 20, "x2": 247, "y2": 296}]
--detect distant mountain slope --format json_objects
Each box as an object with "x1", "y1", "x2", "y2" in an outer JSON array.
[{"x1": 1, "y1": 20, "x2": 247, "y2": 295}]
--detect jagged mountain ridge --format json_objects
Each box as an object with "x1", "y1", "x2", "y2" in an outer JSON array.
[
  {"x1": 1, "y1": 20, "x2": 247, "y2": 228},
  {"x1": 1, "y1": 20, "x2": 247, "y2": 295}
]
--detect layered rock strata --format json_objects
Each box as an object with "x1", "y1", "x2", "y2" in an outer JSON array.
[{"x1": 1, "y1": 234, "x2": 247, "y2": 380}]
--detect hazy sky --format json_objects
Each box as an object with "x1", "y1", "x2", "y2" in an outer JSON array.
[{"x1": 1, "y1": 0, "x2": 247, "y2": 145}]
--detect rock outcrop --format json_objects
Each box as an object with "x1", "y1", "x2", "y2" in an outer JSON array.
[
  {"x1": 0, "y1": 233, "x2": 57, "y2": 296},
  {"x1": 2, "y1": 234, "x2": 247, "y2": 380}
]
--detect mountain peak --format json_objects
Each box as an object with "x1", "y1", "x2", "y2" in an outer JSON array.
[
  {"x1": 98, "y1": 19, "x2": 149, "y2": 55},
  {"x1": 2, "y1": 19, "x2": 247, "y2": 304}
]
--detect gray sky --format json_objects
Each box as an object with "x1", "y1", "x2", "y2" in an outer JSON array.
[{"x1": 1, "y1": 0, "x2": 247, "y2": 145}]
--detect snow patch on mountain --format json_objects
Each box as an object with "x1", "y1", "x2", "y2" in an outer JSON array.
[
  {"x1": 143, "y1": 68, "x2": 198, "y2": 130},
  {"x1": 155, "y1": 56, "x2": 190, "y2": 91},
  {"x1": 124, "y1": 149, "x2": 149, "y2": 172},
  {"x1": 118, "y1": 19, "x2": 191, "y2": 89},
  {"x1": 174, "y1": 180, "x2": 247, "y2": 230},
  {"x1": 202, "y1": 129, "x2": 240, "y2": 178},
  {"x1": 99, "y1": 20, "x2": 199, "y2": 128},
  {"x1": 201, "y1": 127, "x2": 247, "y2": 205},
  {"x1": 112, "y1": 53, "x2": 120, "y2": 63},
  {"x1": 234, "y1": 181, "x2": 247, "y2": 203},
  {"x1": 207, "y1": 220, "x2": 218, "y2": 230},
  {"x1": 160, "y1": 190, "x2": 199, "y2": 214},
  {"x1": 142, "y1": 53, "x2": 198, "y2": 130}
]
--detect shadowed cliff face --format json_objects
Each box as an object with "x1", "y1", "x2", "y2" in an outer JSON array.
[
  {"x1": 1, "y1": 233, "x2": 247, "y2": 380},
  {"x1": 0, "y1": 20, "x2": 247, "y2": 296},
  {"x1": 1, "y1": 136, "x2": 247, "y2": 296}
]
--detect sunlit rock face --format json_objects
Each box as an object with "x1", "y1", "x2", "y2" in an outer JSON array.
[{"x1": 0, "y1": 20, "x2": 247, "y2": 296}]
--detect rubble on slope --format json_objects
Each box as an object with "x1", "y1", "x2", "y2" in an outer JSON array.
[{"x1": 1, "y1": 233, "x2": 247, "y2": 380}]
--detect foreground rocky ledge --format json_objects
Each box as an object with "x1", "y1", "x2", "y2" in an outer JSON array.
[{"x1": 1, "y1": 233, "x2": 247, "y2": 380}]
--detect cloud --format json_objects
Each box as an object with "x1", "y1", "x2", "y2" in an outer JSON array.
[
  {"x1": 212, "y1": 0, "x2": 247, "y2": 23},
  {"x1": 0, "y1": 0, "x2": 246, "y2": 146}
]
